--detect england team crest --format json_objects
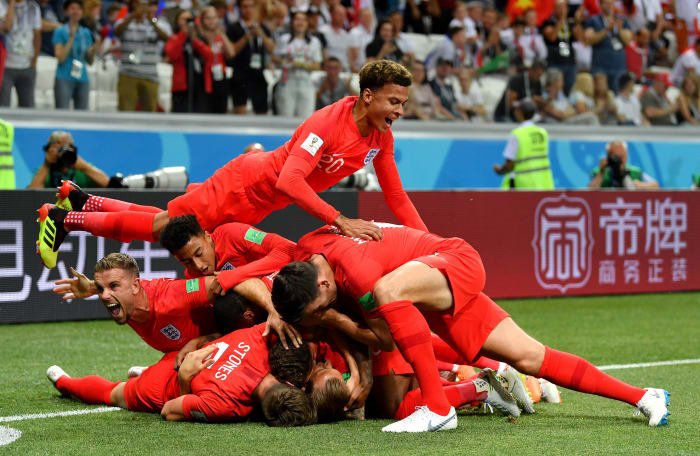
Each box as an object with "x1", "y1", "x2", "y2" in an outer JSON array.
[
  {"x1": 532, "y1": 194, "x2": 593, "y2": 293},
  {"x1": 364, "y1": 148, "x2": 380, "y2": 165},
  {"x1": 160, "y1": 324, "x2": 181, "y2": 341}
]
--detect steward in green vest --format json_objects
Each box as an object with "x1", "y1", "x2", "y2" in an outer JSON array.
[
  {"x1": 0, "y1": 118, "x2": 15, "y2": 189},
  {"x1": 493, "y1": 99, "x2": 554, "y2": 190}
]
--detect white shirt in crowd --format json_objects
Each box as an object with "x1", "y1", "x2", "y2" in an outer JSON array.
[
  {"x1": 615, "y1": 92, "x2": 643, "y2": 125},
  {"x1": 349, "y1": 24, "x2": 374, "y2": 71},
  {"x1": 0, "y1": 0, "x2": 41, "y2": 69},
  {"x1": 670, "y1": 47, "x2": 700, "y2": 86},
  {"x1": 320, "y1": 23, "x2": 353, "y2": 70}
]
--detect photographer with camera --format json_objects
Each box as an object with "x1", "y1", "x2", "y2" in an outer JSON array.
[
  {"x1": 28, "y1": 131, "x2": 109, "y2": 189},
  {"x1": 588, "y1": 140, "x2": 659, "y2": 190}
]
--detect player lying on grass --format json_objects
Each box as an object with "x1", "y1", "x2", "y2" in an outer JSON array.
[
  {"x1": 47, "y1": 323, "x2": 316, "y2": 426},
  {"x1": 271, "y1": 223, "x2": 671, "y2": 432},
  {"x1": 37, "y1": 59, "x2": 427, "y2": 270}
]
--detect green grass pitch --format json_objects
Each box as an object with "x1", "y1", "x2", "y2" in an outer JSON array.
[{"x1": 1, "y1": 292, "x2": 698, "y2": 455}]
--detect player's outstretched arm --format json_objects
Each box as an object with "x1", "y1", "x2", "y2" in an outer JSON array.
[
  {"x1": 53, "y1": 267, "x2": 98, "y2": 300},
  {"x1": 234, "y1": 278, "x2": 302, "y2": 349},
  {"x1": 161, "y1": 396, "x2": 187, "y2": 421}
]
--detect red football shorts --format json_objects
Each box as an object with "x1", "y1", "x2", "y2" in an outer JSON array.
[
  {"x1": 372, "y1": 348, "x2": 414, "y2": 377},
  {"x1": 414, "y1": 244, "x2": 508, "y2": 363},
  {"x1": 423, "y1": 292, "x2": 509, "y2": 364},
  {"x1": 123, "y1": 352, "x2": 180, "y2": 413},
  {"x1": 167, "y1": 156, "x2": 267, "y2": 232},
  {"x1": 413, "y1": 241, "x2": 486, "y2": 315}
]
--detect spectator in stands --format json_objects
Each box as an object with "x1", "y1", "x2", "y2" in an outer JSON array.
[
  {"x1": 199, "y1": 5, "x2": 234, "y2": 113},
  {"x1": 115, "y1": 0, "x2": 170, "y2": 112},
  {"x1": 493, "y1": 59, "x2": 545, "y2": 122},
  {"x1": 38, "y1": 0, "x2": 60, "y2": 56},
  {"x1": 429, "y1": 57, "x2": 465, "y2": 119},
  {"x1": 427, "y1": 24, "x2": 471, "y2": 70},
  {"x1": 625, "y1": 26, "x2": 650, "y2": 82},
  {"x1": 571, "y1": 21, "x2": 591, "y2": 71},
  {"x1": 593, "y1": 71, "x2": 617, "y2": 124},
  {"x1": 314, "y1": 55, "x2": 354, "y2": 109},
  {"x1": 52, "y1": 0, "x2": 99, "y2": 110},
  {"x1": 585, "y1": 0, "x2": 631, "y2": 92},
  {"x1": 227, "y1": 0, "x2": 275, "y2": 114},
  {"x1": 542, "y1": 67, "x2": 574, "y2": 123},
  {"x1": 676, "y1": 74, "x2": 700, "y2": 125},
  {"x1": 520, "y1": 9, "x2": 548, "y2": 67},
  {"x1": 641, "y1": 72, "x2": 678, "y2": 125},
  {"x1": 0, "y1": 0, "x2": 42, "y2": 108},
  {"x1": 670, "y1": 38, "x2": 700, "y2": 88},
  {"x1": 306, "y1": 5, "x2": 327, "y2": 51},
  {"x1": 265, "y1": 0, "x2": 289, "y2": 45},
  {"x1": 403, "y1": 0, "x2": 441, "y2": 34},
  {"x1": 319, "y1": 4, "x2": 351, "y2": 71},
  {"x1": 164, "y1": 9, "x2": 213, "y2": 113},
  {"x1": 388, "y1": 10, "x2": 416, "y2": 62},
  {"x1": 99, "y1": 3, "x2": 121, "y2": 58},
  {"x1": 542, "y1": 0, "x2": 579, "y2": 94},
  {"x1": 568, "y1": 71, "x2": 597, "y2": 116},
  {"x1": 477, "y1": 8, "x2": 507, "y2": 73},
  {"x1": 348, "y1": 7, "x2": 374, "y2": 73},
  {"x1": 588, "y1": 140, "x2": 659, "y2": 189},
  {"x1": 28, "y1": 130, "x2": 109, "y2": 189},
  {"x1": 673, "y1": 0, "x2": 699, "y2": 53},
  {"x1": 404, "y1": 59, "x2": 456, "y2": 120},
  {"x1": 455, "y1": 67, "x2": 486, "y2": 121},
  {"x1": 273, "y1": 9, "x2": 322, "y2": 118},
  {"x1": 365, "y1": 19, "x2": 404, "y2": 65},
  {"x1": 449, "y1": 1, "x2": 478, "y2": 46},
  {"x1": 82, "y1": 0, "x2": 102, "y2": 35},
  {"x1": 614, "y1": 72, "x2": 645, "y2": 125}
]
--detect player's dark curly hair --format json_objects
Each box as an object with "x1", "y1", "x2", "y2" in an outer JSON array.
[
  {"x1": 159, "y1": 215, "x2": 204, "y2": 253},
  {"x1": 213, "y1": 291, "x2": 256, "y2": 334},
  {"x1": 359, "y1": 59, "x2": 412, "y2": 92},
  {"x1": 271, "y1": 262, "x2": 319, "y2": 324},
  {"x1": 269, "y1": 340, "x2": 313, "y2": 388},
  {"x1": 306, "y1": 377, "x2": 349, "y2": 423},
  {"x1": 262, "y1": 383, "x2": 317, "y2": 427}
]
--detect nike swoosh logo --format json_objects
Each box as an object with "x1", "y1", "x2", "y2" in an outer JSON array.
[{"x1": 428, "y1": 414, "x2": 454, "y2": 432}]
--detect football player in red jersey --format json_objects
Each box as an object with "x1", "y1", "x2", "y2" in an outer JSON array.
[
  {"x1": 38, "y1": 60, "x2": 426, "y2": 269},
  {"x1": 46, "y1": 324, "x2": 316, "y2": 426},
  {"x1": 271, "y1": 223, "x2": 671, "y2": 432}
]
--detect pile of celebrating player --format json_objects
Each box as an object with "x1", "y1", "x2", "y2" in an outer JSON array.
[{"x1": 38, "y1": 60, "x2": 670, "y2": 432}]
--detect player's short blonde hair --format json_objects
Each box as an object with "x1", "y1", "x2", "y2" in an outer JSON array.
[
  {"x1": 95, "y1": 253, "x2": 140, "y2": 277},
  {"x1": 359, "y1": 59, "x2": 412, "y2": 92}
]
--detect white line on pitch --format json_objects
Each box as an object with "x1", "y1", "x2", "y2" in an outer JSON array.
[
  {"x1": 598, "y1": 358, "x2": 700, "y2": 371},
  {"x1": 0, "y1": 407, "x2": 121, "y2": 423}
]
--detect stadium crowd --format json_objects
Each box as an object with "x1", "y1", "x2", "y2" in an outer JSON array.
[{"x1": 1, "y1": 0, "x2": 699, "y2": 124}]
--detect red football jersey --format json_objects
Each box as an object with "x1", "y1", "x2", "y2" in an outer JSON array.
[
  {"x1": 184, "y1": 222, "x2": 295, "y2": 290},
  {"x1": 236, "y1": 97, "x2": 425, "y2": 229},
  {"x1": 128, "y1": 277, "x2": 215, "y2": 353},
  {"x1": 181, "y1": 323, "x2": 270, "y2": 422},
  {"x1": 295, "y1": 224, "x2": 468, "y2": 309}
]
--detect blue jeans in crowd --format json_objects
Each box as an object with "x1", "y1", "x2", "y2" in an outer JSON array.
[{"x1": 54, "y1": 78, "x2": 90, "y2": 110}]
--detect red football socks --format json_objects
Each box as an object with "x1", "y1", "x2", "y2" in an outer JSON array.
[
  {"x1": 537, "y1": 346, "x2": 645, "y2": 405},
  {"x1": 83, "y1": 195, "x2": 161, "y2": 214},
  {"x1": 395, "y1": 381, "x2": 487, "y2": 419},
  {"x1": 55, "y1": 375, "x2": 120, "y2": 405},
  {"x1": 375, "y1": 300, "x2": 451, "y2": 416},
  {"x1": 64, "y1": 211, "x2": 158, "y2": 243},
  {"x1": 472, "y1": 356, "x2": 502, "y2": 372}
]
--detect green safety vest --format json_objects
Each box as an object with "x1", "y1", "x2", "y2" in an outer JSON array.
[
  {"x1": 503, "y1": 124, "x2": 554, "y2": 190},
  {"x1": 0, "y1": 118, "x2": 15, "y2": 189}
]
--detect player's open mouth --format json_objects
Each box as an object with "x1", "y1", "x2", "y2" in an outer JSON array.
[
  {"x1": 105, "y1": 302, "x2": 121, "y2": 318},
  {"x1": 385, "y1": 117, "x2": 393, "y2": 128}
]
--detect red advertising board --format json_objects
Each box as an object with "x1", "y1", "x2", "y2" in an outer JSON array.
[{"x1": 360, "y1": 191, "x2": 699, "y2": 299}]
